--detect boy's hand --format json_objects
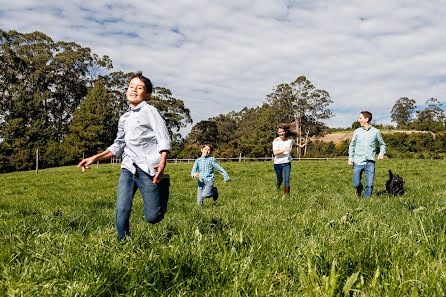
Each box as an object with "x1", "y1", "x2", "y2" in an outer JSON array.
[
  {"x1": 348, "y1": 159, "x2": 353, "y2": 166},
  {"x1": 78, "y1": 157, "x2": 96, "y2": 173},
  {"x1": 153, "y1": 162, "x2": 165, "y2": 184},
  {"x1": 193, "y1": 173, "x2": 199, "y2": 179}
]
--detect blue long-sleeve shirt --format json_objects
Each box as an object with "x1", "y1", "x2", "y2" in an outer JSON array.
[
  {"x1": 191, "y1": 156, "x2": 230, "y2": 182},
  {"x1": 107, "y1": 101, "x2": 171, "y2": 176},
  {"x1": 348, "y1": 125, "x2": 386, "y2": 165}
]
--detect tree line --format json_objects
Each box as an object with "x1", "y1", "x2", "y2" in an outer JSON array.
[
  {"x1": 1, "y1": 29, "x2": 445, "y2": 173},
  {"x1": 0, "y1": 30, "x2": 191, "y2": 172},
  {"x1": 173, "y1": 89, "x2": 446, "y2": 160}
]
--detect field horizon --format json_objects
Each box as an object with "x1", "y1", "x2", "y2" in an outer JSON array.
[{"x1": 1, "y1": 159, "x2": 445, "y2": 296}]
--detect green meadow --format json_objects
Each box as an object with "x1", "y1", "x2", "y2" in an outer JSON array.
[{"x1": 1, "y1": 159, "x2": 445, "y2": 296}]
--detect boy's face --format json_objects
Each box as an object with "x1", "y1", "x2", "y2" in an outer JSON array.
[
  {"x1": 126, "y1": 77, "x2": 151, "y2": 108},
  {"x1": 201, "y1": 145, "x2": 211, "y2": 157}
]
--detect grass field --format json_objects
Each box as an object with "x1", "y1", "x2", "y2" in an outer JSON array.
[{"x1": 1, "y1": 159, "x2": 445, "y2": 296}]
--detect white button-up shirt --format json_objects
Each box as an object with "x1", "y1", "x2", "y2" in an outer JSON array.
[{"x1": 107, "y1": 101, "x2": 171, "y2": 176}]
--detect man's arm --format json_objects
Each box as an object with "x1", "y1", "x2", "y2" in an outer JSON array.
[
  {"x1": 377, "y1": 130, "x2": 386, "y2": 160},
  {"x1": 348, "y1": 131, "x2": 357, "y2": 165}
]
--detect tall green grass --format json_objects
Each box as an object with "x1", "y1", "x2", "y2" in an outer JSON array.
[{"x1": 1, "y1": 159, "x2": 445, "y2": 296}]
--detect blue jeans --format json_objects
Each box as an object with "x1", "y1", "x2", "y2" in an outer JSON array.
[
  {"x1": 274, "y1": 163, "x2": 291, "y2": 187},
  {"x1": 115, "y1": 167, "x2": 169, "y2": 239},
  {"x1": 352, "y1": 161, "x2": 375, "y2": 198},
  {"x1": 197, "y1": 180, "x2": 216, "y2": 205}
]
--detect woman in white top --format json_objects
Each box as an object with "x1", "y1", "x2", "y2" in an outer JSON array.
[{"x1": 272, "y1": 125, "x2": 306, "y2": 195}]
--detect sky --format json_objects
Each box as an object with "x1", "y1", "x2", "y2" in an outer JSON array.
[{"x1": 1, "y1": 0, "x2": 445, "y2": 135}]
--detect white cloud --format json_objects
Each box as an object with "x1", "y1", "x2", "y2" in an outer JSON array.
[{"x1": 1, "y1": 0, "x2": 445, "y2": 133}]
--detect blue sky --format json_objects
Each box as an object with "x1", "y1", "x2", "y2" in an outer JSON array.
[{"x1": 1, "y1": 0, "x2": 445, "y2": 133}]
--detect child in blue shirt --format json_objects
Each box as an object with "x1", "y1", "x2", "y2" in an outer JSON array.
[{"x1": 191, "y1": 143, "x2": 230, "y2": 205}]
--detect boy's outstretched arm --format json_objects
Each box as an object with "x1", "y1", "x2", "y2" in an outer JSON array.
[
  {"x1": 213, "y1": 159, "x2": 230, "y2": 182},
  {"x1": 191, "y1": 159, "x2": 200, "y2": 179},
  {"x1": 153, "y1": 151, "x2": 168, "y2": 184},
  {"x1": 78, "y1": 149, "x2": 114, "y2": 172}
]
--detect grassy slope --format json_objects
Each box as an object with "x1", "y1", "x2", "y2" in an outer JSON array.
[{"x1": 0, "y1": 160, "x2": 445, "y2": 296}]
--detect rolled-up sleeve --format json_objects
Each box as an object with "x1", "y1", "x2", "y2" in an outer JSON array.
[
  {"x1": 146, "y1": 106, "x2": 172, "y2": 152},
  {"x1": 107, "y1": 117, "x2": 126, "y2": 157}
]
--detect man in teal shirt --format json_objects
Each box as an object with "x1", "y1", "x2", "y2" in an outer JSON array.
[{"x1": 348, "y1": 111, "x2": 386, "y2": 198}]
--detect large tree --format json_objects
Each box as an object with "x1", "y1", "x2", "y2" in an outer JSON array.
[
  {"x1": 0, "y1": 30, "x2": 112, "y2": 143},
  {"x1": 187, "y1": 120, "x2": 219, "y2": 145},
  {"x1": 0, "y1": 83, "x2": 50, "y2": 172},
  {"x1": 390, "y1": 97, "x2": 416, "y2": 128},
  {"x1": 63, "y1": 80, "x2": 117, "y2": 160},
  {"x1": 148, "y1": 86, "x2": 192, "y2": 141},
  {"x1": 412, "y1": 98, "x2": 446, "y2": 132},
  {"x1": 100, "y1": 71, "x2": 133, "y2": 119},
  {"x1": 266, "y1": 76, "x2": 333, "y2": 135}
]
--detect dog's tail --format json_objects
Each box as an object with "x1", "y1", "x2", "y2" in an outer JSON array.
[{"x1": 389, "y1": 169, "x2": 393, "y2": 179}]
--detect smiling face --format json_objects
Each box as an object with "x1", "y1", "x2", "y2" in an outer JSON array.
[
  {"x1": 277, "y1": 128, "x2": 286, "y2": 140},
  {"x1": 358, "y1": 113, "x2": 369, "y2": 128},
  {"x1": 201, "y1": 145, "x2": 211, "y2": 157},
  {"x1": 126, "y1": 77, "x2": 151, "y2": 107}
]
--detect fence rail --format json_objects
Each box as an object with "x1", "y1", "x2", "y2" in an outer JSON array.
[
  {"x1": 63, "y1": 155, "x2": 348, "y2": 171},
  {"x1": 167, "y1": 156, "x2": 348, "y2": 163}
]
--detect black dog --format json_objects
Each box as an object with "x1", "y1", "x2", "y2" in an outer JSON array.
[{"x1": 386, "y1": 170, "x2": 405, "y2": 195}]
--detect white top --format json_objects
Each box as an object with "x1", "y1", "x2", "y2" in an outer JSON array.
[{"x1": 272, "y1": 137, "x2": 295, "y2": 164}]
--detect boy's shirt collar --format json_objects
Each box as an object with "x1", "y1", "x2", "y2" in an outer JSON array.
[{"x1": 130, "y1": 100, "x2": 147, "y2": 111}]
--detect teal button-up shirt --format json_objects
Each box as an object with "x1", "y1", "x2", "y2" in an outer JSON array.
[
  {"x1": 348, "y1": 125, "x2": 386, "y2": 165},
  {"x1": 191, "y1": 156, "x2": 230, "y2": 182}
]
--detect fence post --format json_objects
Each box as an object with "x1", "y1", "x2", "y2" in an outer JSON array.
[
  {"x1": 36, "y1": 149, "x2": 39, "y2": 175},
  {"x1": 97, "y1": 161, "x2": 99, "y2": 169}
]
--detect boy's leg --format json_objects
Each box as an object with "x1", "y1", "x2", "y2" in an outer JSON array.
[
  {"x1": 134, "y1": 167, "x2": 164, "y2": 224},
  {"x1": 352, "y1": 163, "x2": 364, "y2": 196},
  {"x1": 158, "y1": 174, "x2": 170, "y2": 217},
  {"x1": 274, "y1": 164, "x2": 283, "y2": 188},
  {"x1": 115, "y1": 169, "x2": 138, "y2": 240},
  {"x1": 201, "y1": 181, "x2": 215, "y2": 199},
  {"x1": 363, "y1": 161, "x2": 375, "y2": 198},
  {"x1": 201, "y1": 181, "x2": 218, "y2": 199},
  {"x1": 197, "y1": 180, "x2": 205, "y2": 205}
]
